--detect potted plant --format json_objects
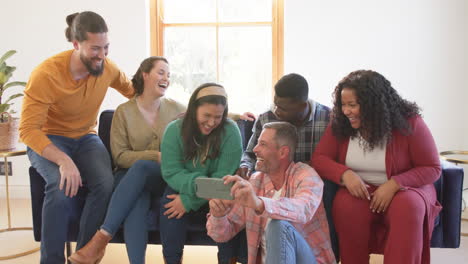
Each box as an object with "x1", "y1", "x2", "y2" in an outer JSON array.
[{"x1": 0, "y1": 50, "x2": 26, "y2": 150}]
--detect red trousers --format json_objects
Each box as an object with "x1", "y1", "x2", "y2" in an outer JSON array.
[{"x1": 333, "y1": 186, "x2": 435, "y2": 264}]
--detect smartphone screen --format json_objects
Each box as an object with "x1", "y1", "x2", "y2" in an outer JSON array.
[{"x1": 195, "y1": 177, "x2": 234, "y2": 200}]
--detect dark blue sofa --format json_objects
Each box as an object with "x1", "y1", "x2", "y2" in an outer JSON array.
[
  {"x1": 29, "y1": 110, "x2": 464, "y2": 262},
  {"x1": 29, "y1": 110, "x2": 253, "y2": 262}
]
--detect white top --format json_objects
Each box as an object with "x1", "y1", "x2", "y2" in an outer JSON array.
[
  {"x1": 261, "y1": 186, "x2": 283, "y2": 264},
  {"x1": 345, "y1": 136, "x2": 387, "y2": 186}
]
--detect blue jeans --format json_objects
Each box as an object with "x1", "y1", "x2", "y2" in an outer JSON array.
[
  {"x1": 101, "y1": 160, "x2": 164, "y2": 264},
  {"x1": 265, "y1": 220, "x2": 317, "y2": 264},
  {"x1": 27, "y1": 134, "x2": 114, "y2": 264}
]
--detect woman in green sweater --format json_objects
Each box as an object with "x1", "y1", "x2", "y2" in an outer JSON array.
[{"x1": 160, "y1": 83, "x2": 243, "y2": 264}]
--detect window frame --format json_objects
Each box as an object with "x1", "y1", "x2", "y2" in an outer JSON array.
[{"x1": 149, "y1": 0, "x2": 284, "y2": 90}]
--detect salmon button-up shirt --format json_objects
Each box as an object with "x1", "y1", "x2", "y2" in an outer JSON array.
[{"x1": 207, "y1": 162, "x2": 336, "y2": 264}]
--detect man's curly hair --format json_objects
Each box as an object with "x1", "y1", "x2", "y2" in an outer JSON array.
[{"x1": 331, "y1": 70, "x2": 420, "y2": 151}]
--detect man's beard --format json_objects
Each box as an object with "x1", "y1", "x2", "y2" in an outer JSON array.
[
  {"x1": 80, "y1": 54, "x2": 104, "y2": 76},
  {"x1": 255, "y1": 162, "x2": 268, "y2": 174}
]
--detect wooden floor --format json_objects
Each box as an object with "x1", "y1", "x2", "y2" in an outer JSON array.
[{"x1": 0, "y1": 199, "x2": 467, "y2": 263}]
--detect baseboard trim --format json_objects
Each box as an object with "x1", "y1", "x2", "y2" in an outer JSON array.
[{"x1": 0, "y1": 185, "x2": 31, "y2": 199}]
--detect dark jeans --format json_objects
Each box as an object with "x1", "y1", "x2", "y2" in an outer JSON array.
[
  {"x1": 160, "y1": 186, "x2": 247, "y2": 264},
  {"x1": 323, "y1": 179, "x2": 340, "y2": 260},
  {"x1": 27, "y1": 134, "x2": 114, "y2": 264},
  {"x1": 218, "y1": 230, "x2": 248, "y2": 264},
  {"x1": 159, "y1": 186, "x2": 210, "y2": 264}
]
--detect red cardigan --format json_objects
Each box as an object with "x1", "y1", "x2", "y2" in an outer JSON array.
[
  {"x1": 311, "y1": 116, "x2": 440, "y2": 188},
  {"x1": 311, "y1": 116, "x2": 442, "y2": 263}
]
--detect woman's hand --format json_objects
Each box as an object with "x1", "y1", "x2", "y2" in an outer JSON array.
[
  {"x1": 163, "y1": 194, "x2": 186, "y2": 219},
  {"x1": 155, "y1": 151, "x2": 161, "y2": 163},
  {"x1": 370, "y1": 178, "x2": 400, "y2": 213},
  {"x1": 341, "y1": 169, "x2": 370, "y2": 200},
  {"x1": 235, "y1": 167, "x2": 252, "y2": 179}
]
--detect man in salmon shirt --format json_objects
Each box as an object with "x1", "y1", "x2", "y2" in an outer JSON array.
[
  {"x1": 207, "y1": 122, "x2": 336, "y2": 264},
  {"x1": 19, "y1": 11, "x2": 133, "y2": 264}
]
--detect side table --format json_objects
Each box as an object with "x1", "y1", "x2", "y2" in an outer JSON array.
[
  {"x1": 0, "y1": 147, "x2": 40, "y2": 260},
  {"x1": 440, "y1": 150, "x2": 468, "y2": 237}
]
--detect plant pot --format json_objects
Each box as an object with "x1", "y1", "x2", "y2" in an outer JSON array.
[{"x1": 0, "y1": 112, "x2": 20, "y2": 151}]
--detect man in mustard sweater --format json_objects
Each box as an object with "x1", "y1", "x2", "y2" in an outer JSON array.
[{"x1": 19, "y1": 11, "x2": 134, "y2": 264}]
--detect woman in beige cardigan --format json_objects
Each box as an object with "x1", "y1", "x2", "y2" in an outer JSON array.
[{"x1": 70, "y1": 56, "x2": 185, "y2": 264}]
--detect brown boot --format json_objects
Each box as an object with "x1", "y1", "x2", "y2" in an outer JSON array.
[{"x1": 68, "y1": 230, "x2": 111, "y2": 264}]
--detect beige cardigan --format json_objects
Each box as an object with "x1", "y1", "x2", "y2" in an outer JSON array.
[{"x1": 110, "y1": 97, "x2": 186, "y2": 169}]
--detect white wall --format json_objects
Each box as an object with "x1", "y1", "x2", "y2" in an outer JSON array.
[
  {"x1": 285, "y1": 0, "x2": 468, "y2": 152},
  {"x1": 1, "y1": 0, "x2": 148, "y2": 197},
  {"x1": 1, "y1": 0, "x2": 467, "y2": 197}
]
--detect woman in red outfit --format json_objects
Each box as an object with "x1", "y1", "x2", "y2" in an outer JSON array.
[{"x1": 312, "y1": 70, "x2": 441, "y2": 264}]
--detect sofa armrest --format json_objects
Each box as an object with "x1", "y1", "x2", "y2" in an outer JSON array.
[{"x1": 431, "y1": 159, "x2": 464, "y2": 248}]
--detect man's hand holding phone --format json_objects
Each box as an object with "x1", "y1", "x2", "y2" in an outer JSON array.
[
  {"x1": 224, "y1": 175, "x2": 265, "y2": 214},
  {"x1": 209, "y1": 199, "x2": 234, "y2": 217},
  {"x1": 203, "y1": 175, "x2": 265, "y2": 217}
]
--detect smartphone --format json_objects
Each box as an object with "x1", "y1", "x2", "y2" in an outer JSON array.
[{"x1": 195, "y1": 177, "x2": 233, "y2": 200}]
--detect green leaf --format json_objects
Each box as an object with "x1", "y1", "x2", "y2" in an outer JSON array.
[
  {"x1": 4, "y1": 66, "x2": 16, "y2": 75},
  {"x1": 0, "y1": 104, "x2": 8, "y2": 113},
  {"x1": 0, "y1": 67, "x2": 15, "y2": 86},
  {"x1": 0, "y1": 50, "x2": 16, "y2": 65},
  {"x1": 1, "y1": 72, "x2": 12, "y2": 87},
  {"x1": 3, "y1": 81, "x2": 26, "y2": 90},
  {"x1": 4, "y1": 93, "x2": 23, "y2": 103}
]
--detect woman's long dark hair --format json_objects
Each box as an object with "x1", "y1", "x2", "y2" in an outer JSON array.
[
  {"x1": 331, "y1": 70, "x2": 420, "y2": 151},
  {"x1": 181, "y1": 83, "x2": 228, "y2": 164}
]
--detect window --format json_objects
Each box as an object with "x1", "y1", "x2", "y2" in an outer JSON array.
[{"x1": 150, "y1": 0, "x2": 284, "y2": 114}]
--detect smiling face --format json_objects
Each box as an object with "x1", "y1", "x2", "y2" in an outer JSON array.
[
  {"x1": 143, "y1": 60, "x2": 170, "y2": 97},
  {"x1": 196, "y1": 103, "x2": 226, "y2": 135},
  {"x1": 75, "y1": 32, "x2": 109, "y2": 76},
  {"x1": 253, "y1": 128, "x2": 281, "y2": 174},
  {"x1": 341, "y1": 87, "x2": 361, "y2": 129}
]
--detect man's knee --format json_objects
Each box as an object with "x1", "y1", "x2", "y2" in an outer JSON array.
[
  {"x1": 38, "y1": 167, "x2": 63, "y2": 194},
  {"x1": 267, "y1": 219, "x2": 291, "y2": 238},
  {"x1": 28, "y1": 149, "x2": 62, "y2": 186},
  {"x1": 92, "y1": 176, "x2": 114, "y2": 197},
  {"x1": 80, "y1": 161, "x2": 114, "y2": 196},
  {"x1": 44, "y1": 188, "x2": 74, "y2": 207}
]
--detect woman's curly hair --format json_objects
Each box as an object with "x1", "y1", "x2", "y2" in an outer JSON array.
[{"x1": 331, "y1": 70, "x2": 420, "y2": 151}]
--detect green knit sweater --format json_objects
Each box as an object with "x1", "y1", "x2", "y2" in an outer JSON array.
[{"x1": 161, "y1": 118, "x2": 242, "y2": 212}]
